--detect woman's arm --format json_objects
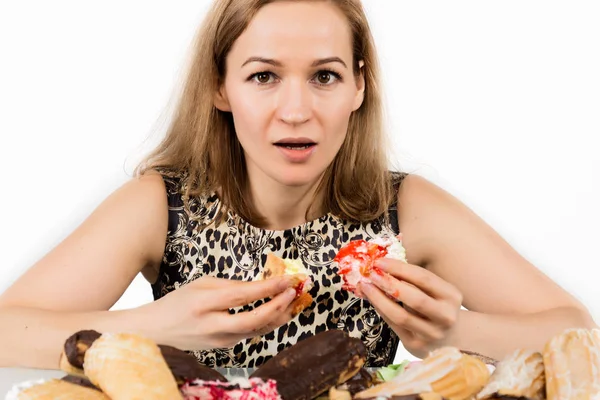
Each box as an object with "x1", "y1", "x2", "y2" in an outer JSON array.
[
  {"x1": 0, "y1": 172, "x2": 169, "y2": 368},
  {"x1": 396, "y1": 174, "x2": 596, "y2": 358}
]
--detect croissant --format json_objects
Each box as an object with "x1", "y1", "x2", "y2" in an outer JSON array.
[{"x1": 83, "y1": 332, "x2": 182, "y2": 400}]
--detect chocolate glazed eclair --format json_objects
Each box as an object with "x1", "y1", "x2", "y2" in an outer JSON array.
[
  {"x1": 59, "y1": 329, "x2": 227, "y2": 386},
  {"x1": 250, "y1": 329, "x2": 368, "y2": 400}
]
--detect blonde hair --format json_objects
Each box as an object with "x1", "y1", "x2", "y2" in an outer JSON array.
[{"x1": 136, "y1": 0, "x2": 399, "y2": 227}]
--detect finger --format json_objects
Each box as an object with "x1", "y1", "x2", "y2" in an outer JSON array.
[
  {"x1": 379, "y1": 315, "x2": 429, "y2": 358},
  {"x1": 375, "y1": 258, "x2": 459, "y2": 301},
  {"x1": 214, "y1": 299, "x2": 297, "y2": 347},
  {"x1": 210, "y1": 276, "x2": 297, "y2": 309},
  {"x1": 360, "y1": 282, "x2": 444, "y2": 342},
  {"x1": 369, "y1": 272, "x2": 453, "y2": 326},
  {"x1": 191, "y1": 276, "x2": 239, "y2": 289},
  {"x1": 220, "y1": 288, "x2": 297, "y2": 335},
  {"x1": 251, "y1": 300, "x2": 298, "y2": 337},
  {"x1": 193, "y1": 275, "x2": 296, "y2": 290}
]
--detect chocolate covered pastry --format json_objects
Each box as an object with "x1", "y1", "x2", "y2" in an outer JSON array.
[
  {"x1": 476, "y1": 349, "x2": 544, "y2": 400},
  {"x1": 63, "y1": 329, "x2": 102, "y2": 369},
  {"x1": 159, "y1": 344, "x2": 228, "y2": 384},
  {"x1": 83, "y1": 332, "x2": 182, "y2": 399},
  {"x1": 250, "y1": 329, "x2": 367, "y2": 400},
  {"x1": 543, "y1": 328, "x2": 600, "y2": 400},
  {"x1": 335, "y1": 368, "x2": 374, "y2": 394},
  {"x1": 60, "y1": 329, "x2": 227, "y2": 384}
]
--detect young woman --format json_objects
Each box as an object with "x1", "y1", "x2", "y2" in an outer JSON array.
[{"x1": 0, "y1": 0, "x2": 594, "y2": 370}]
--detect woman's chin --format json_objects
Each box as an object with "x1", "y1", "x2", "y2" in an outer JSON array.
[{"x1": 272, "y1": 167, "x2": 324, "y2": 188}]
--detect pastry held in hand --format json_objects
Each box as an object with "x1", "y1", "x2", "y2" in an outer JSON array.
[
  {"x1": 8, "y1": 378, "x2": 109, "y2": 400},
  {"x1": 543, "y1": 328, "x2": 600, "y2": 400},
  {"x1": 355, "y1": 347, "x2": 490, "y2": 400},
  {"x1": 334, "y1": 234, "x2": 406, "y2": 297},
  {"x1": 83, "y1": 332, "x2": 182, "y2": 400},
  {"x1": 476, "y1": 349, "x2": 544, "y2": 400},
  {"x1": 261, "y1": 253, "x2": 314, "y2": 315}
]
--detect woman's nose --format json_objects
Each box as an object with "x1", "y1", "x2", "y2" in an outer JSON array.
[{"x1": 276, "y1": 79, "x2": 312, "y2": 125}]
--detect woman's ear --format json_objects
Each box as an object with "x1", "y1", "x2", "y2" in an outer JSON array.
[
  {"x1": 352, "y1": 60, "x2": 366, "y2": 111},
  {"x1": 214, "y1": 85, "x2": 231, "y2": 112}
]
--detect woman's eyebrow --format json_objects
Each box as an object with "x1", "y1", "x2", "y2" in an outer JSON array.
[
  {"x1": 312, "y1": 57, "x2": 347, "y2": 69},
  {"x1": 241, "y1": 56, "x2": 348, "y2": 69}
]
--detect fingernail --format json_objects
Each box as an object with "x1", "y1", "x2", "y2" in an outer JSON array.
[
  {"x1": 277, "y1": 276, "x2": 295, "y2": 290},
  {"x1": 374, "y1": 258, "x2": 387, "y2": 269},
  {"x1": 360, "y1": 282, "x2": 374, "y2": 293},
  {"x1": 284, "y1": 288, "x2": 297, "y2": 300},
  {"x1": 369, "y1": 273, "x2": 382, "y2": 285}
]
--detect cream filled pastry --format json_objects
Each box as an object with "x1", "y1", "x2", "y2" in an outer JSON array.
[
  {"x1": 543, "y1": 328, "x2": 600, "y2": 400},
  {"x1": 260, "y1": 253, "x2": 314, "y2": 315},
  {"x1": 84, "y1": 332, "x2": 182, "y2": 400},
  {"x1": 355, "y1": 347, "x2": 490, "y2": 400},
  {"x1": 476, "y1": 349, "x2": 545, "y2": 400},
  {"x1": 334, "y1": 234, "x2": 407, "y2": 297}
]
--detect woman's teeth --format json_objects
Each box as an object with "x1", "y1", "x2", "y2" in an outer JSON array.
[{"x1": 277, "y1": 144, "x2": 314, "y2": 150}]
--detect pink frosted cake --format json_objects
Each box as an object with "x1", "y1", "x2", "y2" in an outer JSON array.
[
  {"x1": 334, "y1": 234, "x2": 407, "y2": 297},
  {"x1": 180, "y1": 377, "x2": 281, "y2": 400}
]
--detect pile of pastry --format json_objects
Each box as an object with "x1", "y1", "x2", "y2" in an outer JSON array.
[
  {"x1": 8, "y1": 329, "x2": 368, "y2": 400},
  {"x1": 7, "y1": 326, "x2": 600, "y2": 400},
  {"x1": 350, "y1": 327, "x2": 600, "y2": 400}
]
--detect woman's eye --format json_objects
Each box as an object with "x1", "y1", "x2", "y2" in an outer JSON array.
[
  {"x1": 314, "y1": 71, "x2": 341, "y2": 86},
  {"x1": 317, "y1": 72, "x2": 333, "y2": 84},
  {"x1": 253, "y1": 72, "x2": 273, "y2": 84}
]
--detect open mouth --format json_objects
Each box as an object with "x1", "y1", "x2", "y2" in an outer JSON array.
[
  {"x1": 273, "y1": 138, "x2": 317, "y2": 150},
  {"x1": 274, "y1": 143, "x2": 316, "y2": 150}
]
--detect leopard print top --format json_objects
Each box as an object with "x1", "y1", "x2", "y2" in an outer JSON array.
[{"x1": 151, "y1": 170, "x2": 406, "y2": 369}]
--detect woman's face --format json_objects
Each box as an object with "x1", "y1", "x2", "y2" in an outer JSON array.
[{"x1": 215, "y1": 1, "x2": 364, "y2": 188}]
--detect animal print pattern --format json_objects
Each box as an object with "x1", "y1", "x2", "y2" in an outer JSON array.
[{"x1": 151, "y1": 170, "x2": 406, "y2": 368}]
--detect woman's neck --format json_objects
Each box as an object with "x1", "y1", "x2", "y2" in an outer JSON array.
[{"x1": 247, "y1": 170, "x2": 325, "y2": 231}]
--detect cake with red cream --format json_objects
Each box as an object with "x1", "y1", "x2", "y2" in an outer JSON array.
[{"x1": 334, "y1": 234, "x2": 407, "y2": 297}]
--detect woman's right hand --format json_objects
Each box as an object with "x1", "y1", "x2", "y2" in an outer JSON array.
[{"x1": 136, "y1": 275, "x2": 299, "y2": 350}]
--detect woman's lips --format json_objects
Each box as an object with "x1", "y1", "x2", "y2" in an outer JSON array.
[{"x1": 274, "y1": 143, "x2": 317, "y2": 163}]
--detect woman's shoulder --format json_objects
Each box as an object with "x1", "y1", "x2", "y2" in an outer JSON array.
[{"x1": 389, "y1": 170, "x2": 409, "y2": 188}]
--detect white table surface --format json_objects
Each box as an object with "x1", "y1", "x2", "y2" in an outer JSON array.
[{"x1": 0, "y1": 368, "x2": 65, "y2": 397}]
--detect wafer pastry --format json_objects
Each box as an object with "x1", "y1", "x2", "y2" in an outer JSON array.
[
  {"x1": 355, "y1": 347, "x2": 490, "y2": 400},
  {"x1": 83, "y1": 332, "x2": 182, "y2": 400},
  {"x1": 543, "y1": 328, "x2": 600, "y2": 400}
]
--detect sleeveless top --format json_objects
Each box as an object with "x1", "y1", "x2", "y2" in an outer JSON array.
[{"x1": 151, "y1": 170, "x2": 407, "y2": 369}]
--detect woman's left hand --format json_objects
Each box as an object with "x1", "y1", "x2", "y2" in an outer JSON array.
[{"x1": 358, "y1": 258, "x2": 463, "y2": 358}]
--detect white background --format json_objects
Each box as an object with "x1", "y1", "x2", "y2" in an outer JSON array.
[{"x1": 0, "y1": 1, "x2": 599, "y2": 363}]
